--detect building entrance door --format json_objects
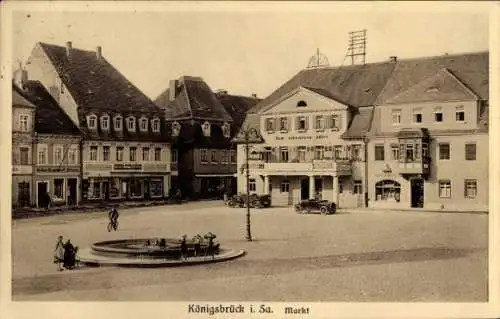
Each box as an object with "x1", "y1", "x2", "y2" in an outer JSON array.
[
  {"x1": 67, "y1": 178, "x2": 77, "y2": 206},
  {"x1": 18, "y1": 182, "x2": 31, "y2": 207},
  {"x1": 410, "y1": 178, "x2": 424, "y2": 208},
  {"x1": 103, "y1": 181, "x2": 110, "y2": 200},
  {"x1": 300, "y1": 178, "x2": 309, "y2": 200},
  {"x1": 37, "y1": 181, "x2": 48, "y2": 208}
]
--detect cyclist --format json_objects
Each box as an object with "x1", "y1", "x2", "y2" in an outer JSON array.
[{"x1": 108, "y1": 207, "x2": 119, "y2": 231}]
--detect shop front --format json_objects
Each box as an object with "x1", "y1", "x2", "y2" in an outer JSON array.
[{"x1": 34, "y1": 165, "x2": 81, "y2": 208}]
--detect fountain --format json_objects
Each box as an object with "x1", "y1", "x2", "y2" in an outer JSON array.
[{"x1": 78, "y1": 235, "x2": 245, "y2": 267}]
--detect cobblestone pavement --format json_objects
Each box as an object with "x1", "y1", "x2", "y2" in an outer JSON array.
[{"x1": 11, "y1": 202, "x2": 488, "y2": 301}]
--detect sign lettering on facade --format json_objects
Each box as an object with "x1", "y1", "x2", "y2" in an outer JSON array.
[
  {"x1": 276, "y1": 135, "x2": 329, "y2": 141},
  {"x1": 113, "y1": 163, "x2": 142, "y2": 171},
  {"x1": 37, "y1": 166, "x2": 80, "y2": 173}
]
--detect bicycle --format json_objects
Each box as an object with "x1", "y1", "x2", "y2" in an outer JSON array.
[{"x1": 107, "y1": 219, "x2": 118, "y2": 232}]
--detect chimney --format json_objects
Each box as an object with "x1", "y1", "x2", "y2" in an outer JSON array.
[
  {"x1": 96, "y1": 46, "x2": 102, "y2": 60},
  {"x1": 169, "y1": 79, "x2": 177, "y2": 101},
  {"x1": 389, "y1": 56, "x2": 398, "y2": 62},
  {"x1": 251, "y1": 93, "x2": 257, "y2": 99},
  {"x1": 13, "y1": 62, "x2": 28, "y2": 90},
  {"x1": 66, "y1": 41, "x2": 72, "y2": 58}
]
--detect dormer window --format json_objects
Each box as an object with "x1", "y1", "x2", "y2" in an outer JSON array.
[
  {"x1": 152, "y1": 118, "x2": 161, "y2": 133},
  {"x1": 202, "y1": 121, "x2": 211, "y2": 137},
  {"x1": 87, "y1": 114, "x2": 97, "y2": 129},
  {"x1": 101, "y1": 114, "x2": 110, "y2": 130},
  {"x1": 114, "y1": 116, "x2": 123, "y2": 131},
  {"x1": 139, "y1": 117, "x2": 148, "y2": 132},
  {"x1": 126, "y1": 116, "x2": 136, "y2": 132},
  {"x1": 222, "y1": 122, "x2": 231, "y2": 138},
  {"x1": 171, "y1": 121, "x2": 181, "y2": 136},
  {"x1": 297, "y1": 100, "x2": 307, "y2": 107}
]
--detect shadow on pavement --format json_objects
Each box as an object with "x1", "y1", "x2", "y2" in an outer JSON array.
[{"x1": 12, "y1": 246, "x2": 484, "y2": 298}]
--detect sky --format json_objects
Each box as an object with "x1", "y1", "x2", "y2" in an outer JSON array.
[{"x1": 11, "y1": 2, "x2": 490, "y2": 100}]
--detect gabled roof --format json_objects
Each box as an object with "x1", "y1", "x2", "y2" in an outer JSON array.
[
  {"x1": 12, "y1": 84, "x2": 36, "y2": 108},
  {"x1": 154, "y1": 76, "x2": 233, "y2": 122},
  {"x1": 376, "y1": 51, "x2": 488, "y2": 104},
  {"x1": 217, "y1": 93, "x2": 261, "y2": 134},
  {"x1": 383, "y1": 68, "x2": 478, "y2": 105},
  {"x1": 23, "y1": 81, "x2": 81, "y2": 136},
  {"x1": 38, "y1": 42, "x2": 161, "y2": 115}
]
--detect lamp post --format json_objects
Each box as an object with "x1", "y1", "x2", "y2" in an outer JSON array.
[{"x1": 235, "y1": 126, "x2": 262, "y2": 242}]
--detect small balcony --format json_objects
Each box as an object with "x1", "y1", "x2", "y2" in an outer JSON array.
[{"x1": 398, "y1": 158, "x2": 430, "y2": 178}]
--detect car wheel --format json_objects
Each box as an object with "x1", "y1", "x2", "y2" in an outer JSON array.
[
  {"x1": 320, "y1": 206, "x2": 328, "y2": 215},
  {"x1": 294, "y1": 205, "x2": 302, "y2": 213},
  {"x1": 330, "y1": 203, "x2": 337, "y2": 214}
]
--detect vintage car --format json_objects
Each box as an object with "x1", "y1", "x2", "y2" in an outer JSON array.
[
  {"x1": 294, "y1": 199, "x2": 337, "y2": 215},
  {"x1": 227, "y1": 193, "x2": 272, "y2": 209}
]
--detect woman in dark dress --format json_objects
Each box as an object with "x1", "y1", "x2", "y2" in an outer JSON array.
[
  {"x1": 63, "y1": 239, "x2": 75, "y2": 269},
  {"x1": 180, "y1": 235, "x2": 188, "y2": 260}
]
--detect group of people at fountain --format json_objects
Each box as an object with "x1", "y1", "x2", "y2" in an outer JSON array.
[
  {"x1": 146, "y1": 232, "x2": 218, "y2": 260},
  {"x1": 54, "y1": 235, "x2": 79, "y2": 271}
]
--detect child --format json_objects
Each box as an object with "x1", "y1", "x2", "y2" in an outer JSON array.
[{"x1": 54, "y1": 235, "x2": 64, "y2": 271}]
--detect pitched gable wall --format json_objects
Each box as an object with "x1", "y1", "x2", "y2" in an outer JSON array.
[{"x1": 24, "y1": 43, "x2": 80, "y2": 127}]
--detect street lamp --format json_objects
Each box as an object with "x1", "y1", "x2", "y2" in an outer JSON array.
[{"x1": 234, "y1": 126, "x2": 262, "y2": 242}]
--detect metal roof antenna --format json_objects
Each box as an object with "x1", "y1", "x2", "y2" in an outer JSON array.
[
  {"x1": 346, "y1": 29, "x2": 367, "y2": 65},
  {"x1": 306, "y1": 48, "x2": 330, "y2": 68}
]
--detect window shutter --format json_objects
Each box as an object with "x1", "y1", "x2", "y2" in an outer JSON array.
[
  {"x1": 305, "y1": 117, "x2": 309, "y2": 130},
  {"x1": 326, "y1": 115, "x2": 331, "y2": 129},
  {"x1": 399, "y1": 144, "x2": 405, "y2": 162},
  {"x1": 337, "y1": 114, "x2": 342, "y2": 130},
  {"x1": 295, "y1": 117, "x2": 299, "y2": 130},
  {"x1": 287, "y1": 117, "x2": 291, "y2": 131}
]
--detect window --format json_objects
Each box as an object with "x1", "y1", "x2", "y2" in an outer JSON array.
[
  {"x1": 465, "y1": 143, "x2": 476, "y2": 160},
  {"x1": 375, "y1": 180, "x2": 401, "y2": 201},
  {"x1": 297, "y1": 116, "x2": 307, "y2": 131},
  {"x1": 249, "y1": 179, "x2": 256, "y2": 192},
  {"x1": 202, "y1": 122, "x2": 211, "y2": 136},
  {"x1": 222, "y1": 123, "x2": 231, "y2": 137},
  {"x1": 116, "y1": 147, "x2": 124, "y2": 162},
  {"x1": 375, "y1": 144, "x2": 385, "y2": 161},
  {"x1": 140, "y1": 118, "x2": 148, "y2": 131},
  {"x1": 298, "y1": 146, "x2": 306, "y2": 162},
  {"x1": 456, "y1": 106, "x2": 465, "y2": 122},
  {"x1": 129, "y1": 147, "x2": 137, "y2": 161},
  {"x1": 315, "y1": 116, "x2": 324, "y2": 130},
  {"x1": 297, "y1": 100, "x2": 307, "y2": 107},
  {"x1": 352, "y1": 144, "x2": 362, "y2": 161},
  {"x1": 90, "y1": 146, "x2": 98, "y2": 161},
  {"x1": 20, "y1": 147, "x2": 29, "y2": 165},
  {"x1": 391, "y1": 144, "x2": 399, "y2": 161},
  {"x1": 200, "y1": 149, "x2": 208, "y2": 163},
  {"x1": 172, "y1": 122, "x2": 181, "y2": 136},
  {"x1": 150, "y1": 180, "x2": 163, "y2": 197},
  {"x1": 211, "y1": 150, "x2": 217, "y2": 163},
  {"x1": 127, "y1": 117, "x2": 136, "y2": 131},
  {"x1": 405, "y1": 143, "x2": 415, "y2": 162},
  {"x1": 353, "y1": 180, "x2": 363, "y2": 194},
  {"x1": 439, "y1": 180, "x2": 452, "y2": 198},
  {"x1": 280, "y1": 147, "x2": 289, "y2": 162},
  {"x1": 412, "y1": 109, "x2": 423, "y2": 123},
  {"x1": 152, "y1": 119, "x2": 160, "y2": 133},
  {"x1": 266, "y1": 118, "x2": 275, "y2": 132},
  {"x1": 19, "y1": 114, "x2": 29, "y2": 131},
  {"x1": 464, "y1": 179, "x2": 477, "y2": 198},
  {"x1": 221, "y1": 150, "x2": 228, "y2": 163},
  {"x1": 280, "y1": 180, "x2": 290, "y2": 192},
  {"x1": 391, "y1": 110, "x2": 401, "y2": 125},
  {"x1": 334, "y1": 145, "x2": 343, "y2": 160},
  {"x1": 68, "y1": 148, "x2": 76, "y2": 164},
  {"x1": 88, "y1": 115, "x2": 97, "y2": 129},
  {"x1": 434, "y1": 108, "x2": 443, "y2": 122},
  {"x1": 230, "y1": 150, "x2": 236, "y2": 163},
  {"x1": 114, "y1": 117, "x2": 122, "y2": 130},
  {"x1": 439, "y1": 143, "x2": 450, "y2": 160},
  {"x1": 101, "y1": 146, "x2": 110, "y2": 161},
  {"x1": 154, "y1": 148, "x2": 161, "y2": 161},
  {"x1": 53, "y1": 146, "x2": 63, "y2": 164},
  {"x1": 330, "y1": 114, "x2": 339, "y2": 129},
  {"x1": 101, "y1": 116, "x2": 110, "y2": 130},
  {"x1": 171, "y1": 150, "x2": 178, "y2": 163},
  {"x1": 142, "y1": 147, "x2": 150, "y2": 161},
  {"x1": 130, "y1": 179, "x2": 142, "y2": 197},
  {"x1": 279, "y1": 117, "x2": 288, "y2": 131},
  {"x1": 314, "y1": 146, "x2": 324, "y2": 160},
  {"x1": 54, "y1": 179, "x2": 64, "y2": 200}
]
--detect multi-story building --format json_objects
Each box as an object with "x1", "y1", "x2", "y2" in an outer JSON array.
[
  {"x1": 24, "y1": 41, "x2": 171, "y2": 201},
  {"x1": 11, "y1": 81, "x2": 36, "y2": 207},
  {"x1": 22, "y1": 80, "x2": 82, "y2": 207},
  {"x1": 154, "y1": 76, "x2": 259, "y2": 198},
  {"x1": 234, "y1": 62, "x2": 396, "y2": 207},
  {"x1": 235, "y1": 52, "x2": 488, "y2": 211},
  {"x1": 368, "y1": 52, "x2": 488, "y2": 211}
]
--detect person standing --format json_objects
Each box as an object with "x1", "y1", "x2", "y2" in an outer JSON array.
[
  {"x1": 63, "y1": 239, "x2": 75, "y2": 269},
  {"x1": 180, "y1": 235, "x2": 188, "y2": 260},
  {"x1": 54, "y1": 235, "x2": 65, "y2": 271},
  {"x1": 193, "y1": 234, "x2": 202, "y2": 257}
]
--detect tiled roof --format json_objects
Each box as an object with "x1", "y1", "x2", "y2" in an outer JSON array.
[
  {"x1": 376, "y1": 51, "x2": 488, "y2": 104},
  {"x1": 12, "y1": 84, "x2": 36, "y2": 108},
  {"x1": 22, "y1": 81, "x2": 81, "y2": 135},
  {"x1": 341, "y1": 107, "x2": 373, "y2": 139},
  {"x1": 38, "y1": 42, "x2": 167, "y2": 141},
  {"x1": 217, "y1": 93, "x2": 261, "y2": 135},
  {"x1": 154, "y1": 77, "x2": 233, "y2": 122}
]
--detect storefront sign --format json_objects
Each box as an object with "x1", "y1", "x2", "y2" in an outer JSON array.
[
  {"x1": 37, "y1": 166, "x2": 80, "y2": 173},
  {"x1": 113, "y1": 163, "x2": 142, "y2": 171},
  {"x1": 276, "y1": 135, "x2": 329, "y2": 141}
]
